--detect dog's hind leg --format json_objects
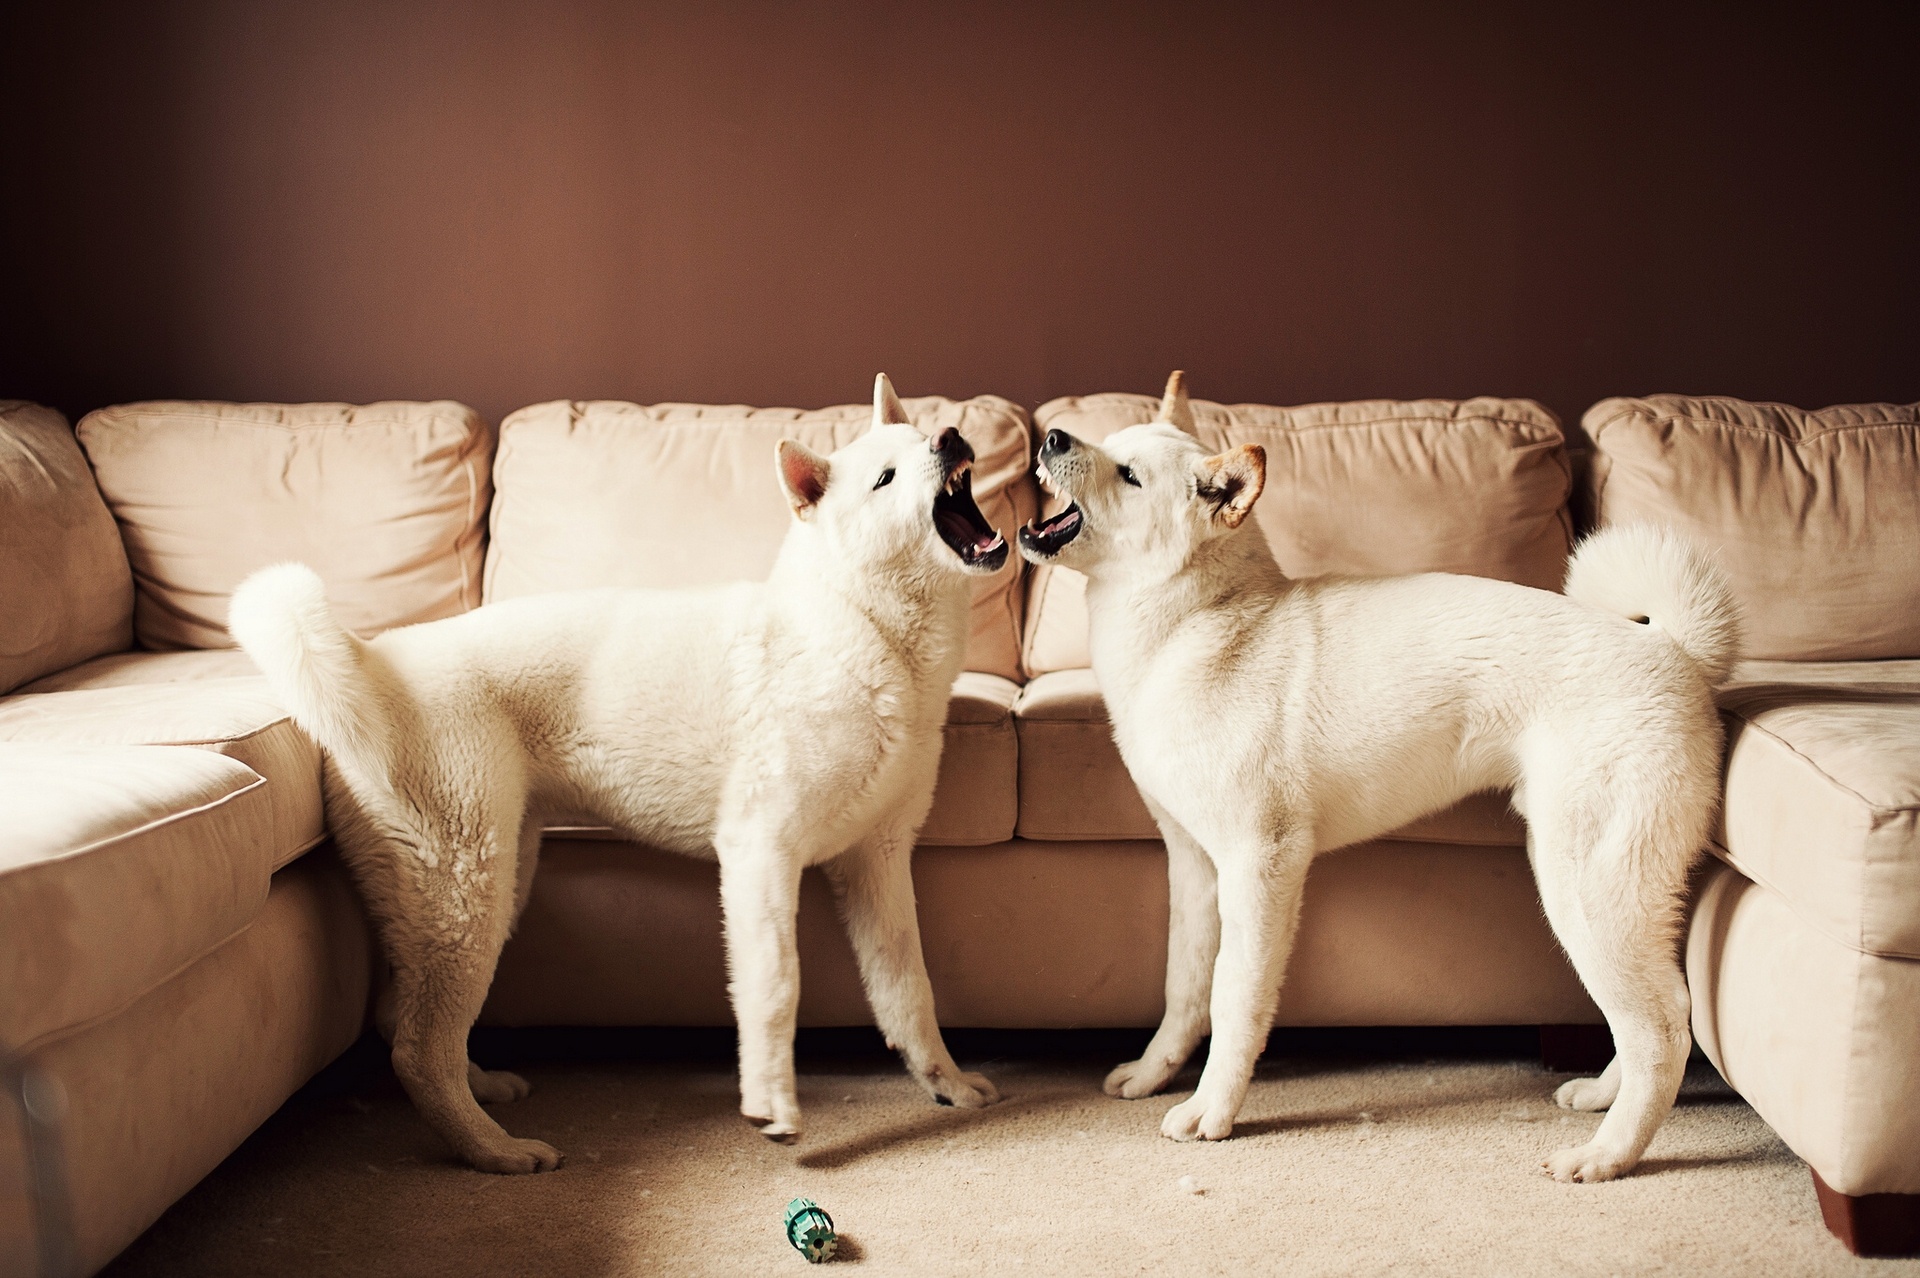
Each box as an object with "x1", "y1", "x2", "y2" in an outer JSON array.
[
  {"x1": 388, "y1": 814, "x2": 561, "y2": 1174},
  {"x1": 717, "y1": 837, "x2": 807, "y2": 1141},
  {"x1": 1108, "y1": 799, "x2": 1218, "y2": 1099},
  {"x1": 1527, "y1": 781, "x2": 1694, "y2": 1182},
  {"x1": 829, "y1": 831, "x2": 998, "y2": 1110},
  {"x1": 1161, "y1": 826, "x2": 1313, "y2": 1142},
  {"x1": 464, "y1": 820, "x2": 546, "y2": 1107}
]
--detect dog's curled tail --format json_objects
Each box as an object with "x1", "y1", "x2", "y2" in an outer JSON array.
[
  {"x1": 229, "y1": 563, "x2": 390, "y2": 770},
  {"x1": 1564, "y1": 524, "x2": 1742, "y2": 685}
]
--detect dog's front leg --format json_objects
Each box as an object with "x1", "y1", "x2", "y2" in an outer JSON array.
[
  {"x1": 1161, "y1": 831, "x2": 1312, "y2": 1142},
  {"x1": 1108, "y1": 801, "x2": 1219, "y2": 1099},
  {"x1": 828, "y1": 837, "x2": 998, "y2": 1109},
  {"x1": 717, "y1": 842, "x2": 807, "y2": 1142}
]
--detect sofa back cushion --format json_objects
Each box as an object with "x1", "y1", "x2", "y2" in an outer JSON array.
[
  {"x1": 1586, "y1": 396, "x2": 1920, "y2": 661},
  {"x1": 77, "y1": 401, "x2": 494, "y2": 649},
  {"x1": 484, "y1": 397, "x2": 1037, "y2": 682},
  {"x1": 0, "y1": 402, "x2": 134, "y2": 692},
  {"x1": 1023, "y1": 394, "x2": 1571, "y2": 675}
]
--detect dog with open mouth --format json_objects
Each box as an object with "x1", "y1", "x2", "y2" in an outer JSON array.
[
  {"x1": 1018, "y1": 372, "x2": 1741, "y2": 1183},
  {"x1": 228, "y1": 375, "x2": 1006, "y2": 1173}
]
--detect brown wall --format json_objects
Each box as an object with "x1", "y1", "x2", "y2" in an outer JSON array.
[{"x1": 3, "y1": 1, "x2": 1916, "y2": 431}]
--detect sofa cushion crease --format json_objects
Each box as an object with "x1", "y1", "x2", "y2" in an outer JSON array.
[
  {"x1": 0, "y1": 742, "x2": 279, "y2": 1049},
  {"x1": 1712, "y1": 672, "x2": 1920, "y2": 961},
  {"x1": 0, "y1": 677, "x2": 325, "y2": 870}
]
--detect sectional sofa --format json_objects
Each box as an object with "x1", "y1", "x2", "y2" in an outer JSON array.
[{"x1": 0, "y1": 388, "x2": 1914, "y2": 1270}]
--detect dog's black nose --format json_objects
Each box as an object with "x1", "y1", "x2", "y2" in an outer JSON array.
[
  {"x1": 930, "y1": 426, "x2": 973, "y2": 462},
  {"x1": 1043, "y1": 429, "x2": 1073, "y2": 456}
]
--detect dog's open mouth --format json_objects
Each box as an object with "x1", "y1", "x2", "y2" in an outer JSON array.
[
  {"x1": 1018, "y1": 501, "x2": 1083, "y2": 557},
  {"x1": 933, "y1": 459, "x2": 1009, "y2": 570}
]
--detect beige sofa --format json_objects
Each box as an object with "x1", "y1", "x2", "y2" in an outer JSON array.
[{"x1": 0, "y1": 389, "x2": 1913, "y2": 1268}]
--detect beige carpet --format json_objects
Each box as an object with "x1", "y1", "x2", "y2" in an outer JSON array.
[{"x1": 105, "y1": 1037, "x2": 1912, "y2": 1277}]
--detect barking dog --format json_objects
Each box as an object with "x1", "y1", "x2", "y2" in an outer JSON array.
[
  {"x1": 1018, "y1": 372, "x2": 1740, "y2": 1183},
  {"x1": 230, "y1": 376, "x2": 1007, "y2": 1173}
]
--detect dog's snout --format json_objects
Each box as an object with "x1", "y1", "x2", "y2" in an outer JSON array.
[
  {"x1": 931, "y1": 426, "x2": 973, "y2": 463},
  {"x1": 1042, "y1": 429, "x2": 1073, "y2": 457}
]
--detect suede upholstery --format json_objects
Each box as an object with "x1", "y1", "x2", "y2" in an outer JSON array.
[
  {"x1": 0, "y1": 402, "x2": 133, "y2": 694},
  {"x1": 1690, "y1": 862, "x2": 1920, "y2": 1196},
  {"x1": 1023, "y1": 394, "x2": 1571, "y2": 674},
  {"x1": 1586, "y1": 396, "x2": 1920, "y2": 661},
  {"x1": 76, "y1": 400, "x2": 494, "y2": 649},
  {"x1": 0, "y1": 678, "x2": 326, "y2": 871},
  {"x1": 1716, "y1": 664, "x2": 1920, "y2": 959},
  {"x1": 0, "y1": 742, "x2": 275, "y2": 1050},
  {"x1": 45, "y1": 851, "x2": 370, "y2": 1274},
  {"x1": 4, "y1": 388, "x2": 1919, "y2": 1270},
  {"x1": 482, "y1": 838, "x2": 1599, "y2": 1031},
  {"x1": 484, "y1": 396, "x2": 1037, "y2": 683}
]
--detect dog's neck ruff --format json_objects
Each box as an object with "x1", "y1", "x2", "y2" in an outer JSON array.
[
  {"x1": 769, "y1": 522, "x2": 969, "y2": 666},
  {"x1": 1082, "y1": 519, "x2": 1289, "y2": 682}
]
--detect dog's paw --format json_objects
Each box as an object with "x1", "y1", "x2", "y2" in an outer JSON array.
[
  {"x1": 1105, "y1": 1056, "x2": 1178, "y2": 1100},
  {"x1": 469, "y1": 1066, "x2": 533, "y2": 1105},
  {"x1": 1541, "y1": 1142, "x2": 1631, "y2": 1184},
  {"x1": 756, "y1": 1117, "x2": 803, "y2": 1145},
  {"x1": 929, "y1": 1069, "x2": 1000, "y2": 1109},
  {"x1": 1554, "y1": 1075, "x2": 1618, "y2": 1113},
  {"x1": 469, "y1": 1137, "x2": 565, "y2": 1175},
  {"x1": 1160, "y1": 1095, "x2": 1235, "y2": 1142}
]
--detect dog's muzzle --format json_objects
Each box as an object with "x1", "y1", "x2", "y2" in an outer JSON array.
[
  {"x1": 930, "y1": 428, "x2": 1009, "y2": 572},
  {"x1": 1018, "y1": 430, "x2": 1085, "y2": 558}
]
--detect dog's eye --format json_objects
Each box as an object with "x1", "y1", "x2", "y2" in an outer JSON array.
[
  {"x1": 873, "y1": 468, "x2": 895, "y2": 490},
  {"x1": 1118, "y1": 465, "x2": 1141, "y2": 487}
]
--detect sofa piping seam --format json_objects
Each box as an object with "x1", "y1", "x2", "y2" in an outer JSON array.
[
  {"x1": 1731, "y1": 711, "x2": 1919, "y2": 815},
  {"x1": 1708, "y1": 843, "x2": 1920, "y2": 962},
  {"x1": 12, "y1": 911, "x2": 264, "y2": 1058},
  {"x1": 10, "y1": 770, "x2": 268, "y2": 868}
]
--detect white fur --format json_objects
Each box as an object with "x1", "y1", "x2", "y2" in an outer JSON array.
[
  {"x1": 1019, "y1": 375, "x2": 1741, "y2": 1183},
  {"x1": 230, "y1": 376, "x2": 1004, "y2": 1173}
]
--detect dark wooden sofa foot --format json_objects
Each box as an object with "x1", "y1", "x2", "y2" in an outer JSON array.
[
  {"x1": 1537, "y1": 1024, "x2": 1613, "y2": 1074},
  {"x1": 1812, "y1": 1170, "x2": 1920, "y2": 1257}
]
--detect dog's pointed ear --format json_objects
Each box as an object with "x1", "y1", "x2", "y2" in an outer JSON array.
[
  {"x1": 1155, "y1": 369, "x2": 1197, "y2": 435},
  {"x1": 873, "y1": 373, "x2": 911, "y2": 429},
  {"x1": 776, "y1": 439, "x2": 831, "y2": 519},
  {"x1": 1198, "y1": 444, "x2": 1266, "y2": 529}
]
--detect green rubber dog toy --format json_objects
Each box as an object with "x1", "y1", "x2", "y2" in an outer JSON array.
[{"x1": 783, "y1": 1197, "x2": 837, "y2": 1263}]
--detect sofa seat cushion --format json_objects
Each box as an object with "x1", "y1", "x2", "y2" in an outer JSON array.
[
  {"x1": 484, "y1": 396, "x2": 1037, "y2": 683},
  {"x1": 543, "y1": 673, "x2": 1020, "y2": 848},
  {"x1": 1012, "y1": 668, "x2": 1526, "y2": 846},
  {"x1": 77, "y1": 400, "x2": 494, "y2": 650},
  {"x1": 1024, "y1": 394, "x2": 1570, "y2": 675},
  {"x1": 1586, "y1": 396, "x2": 1920, "y2": 661},
  {"x1": 0, "y1": 402, "x2": 133, "y2": 694},
  {"x1": 0, "y1": 679, "x2": 323, "y2": 869},
  {"x1": 0, "y1": 742, "x2": 275, "y2": 1048},
  {"x1": 17, "y1": 648, "x2": 260, "y2": 695},
  {"x1": 1717, "y1": 662, "x2": 1920, "y2": 960}
]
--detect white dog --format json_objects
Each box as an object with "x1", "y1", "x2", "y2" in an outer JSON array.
[
  {"x1": 1017, "y1": 373, "x2": 1739, "y2": 1183},
  {"x1": 230, "y1": 376, "x2": 1006, "y2": 1173}
]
